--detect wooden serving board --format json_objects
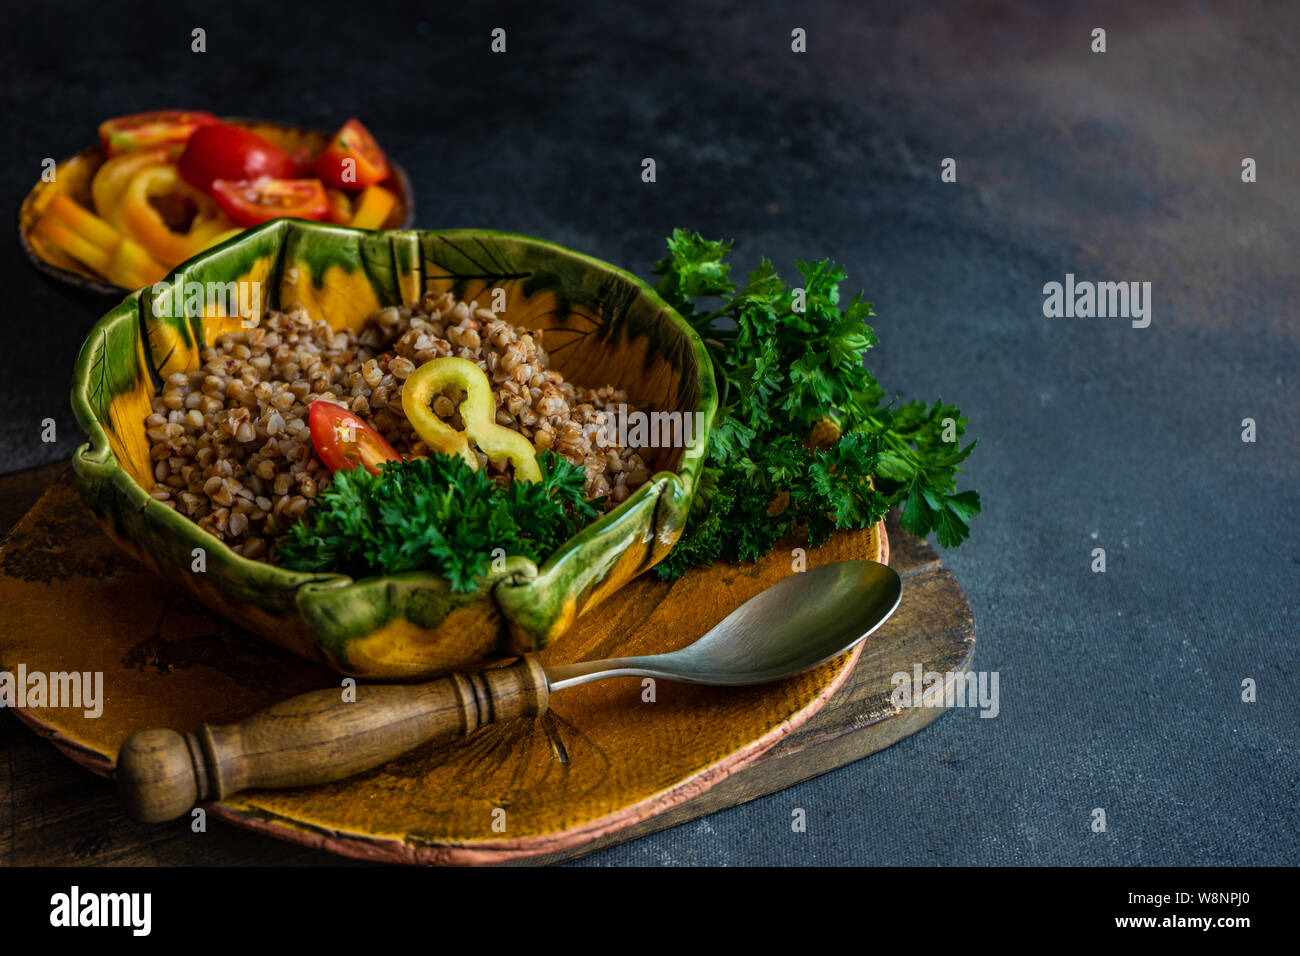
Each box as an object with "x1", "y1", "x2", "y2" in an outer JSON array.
[{"x1": 0, "y1": 466, "x2": 974, "y2": 865}]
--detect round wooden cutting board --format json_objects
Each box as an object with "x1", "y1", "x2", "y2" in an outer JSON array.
[{"x1": 0, "y1": 475, "x2": 937, "y2": 865}]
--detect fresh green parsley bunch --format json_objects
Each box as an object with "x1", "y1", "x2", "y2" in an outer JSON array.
[
  {"x1": 280, "y1": 451, "x2": 599, "y2": 592},
  {"x1": 652, "y1": 229, "x2": 980, "y2": 579}
]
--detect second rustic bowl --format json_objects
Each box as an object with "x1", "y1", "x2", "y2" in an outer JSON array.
[
  {"x1": 19, "y1": 117, "x2": 415, "y2": 296},
  {"x1": 70, "y1": 220, "x2": 717, "y2": 679}
]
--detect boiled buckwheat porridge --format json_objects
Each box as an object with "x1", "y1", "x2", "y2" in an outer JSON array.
[{"x1": 143, "y1": 291, "x2": 650, "y2": 561}]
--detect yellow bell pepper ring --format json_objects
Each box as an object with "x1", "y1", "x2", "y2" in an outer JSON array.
[
  {"x1": 90, "y1": 145, "x2": 180, "y2": 222},
  {"x1": 402, "y1": 357, "x2": 542, "y2": 483},
  {"x1": 114, "y1": 165, "x2": 232, "y2": 265}
]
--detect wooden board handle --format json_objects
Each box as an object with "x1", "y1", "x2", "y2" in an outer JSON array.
[{"x1": 115, "y1": 656, "x2": 549, "y2": 823}]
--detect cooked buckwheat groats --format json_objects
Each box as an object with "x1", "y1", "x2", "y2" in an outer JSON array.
[{"x1": 144, "y1": 291, "x2": 650, "y2": 561}]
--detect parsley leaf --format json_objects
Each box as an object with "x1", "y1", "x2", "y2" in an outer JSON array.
[
  {"x1": 280, "y1": 451, "x2": 597, "y2": 593},
  {"x1": 652, "y1": 229, "x2": 980, "y2": 579}
]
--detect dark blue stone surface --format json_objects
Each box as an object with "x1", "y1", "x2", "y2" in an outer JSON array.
[{"x1": 2, "y1": 0, "x2": 1294, "y2": 865}]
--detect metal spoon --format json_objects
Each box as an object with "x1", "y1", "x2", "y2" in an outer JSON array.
[{"x1": 117, "y1": 560, "x2": 902, "y2": 823}]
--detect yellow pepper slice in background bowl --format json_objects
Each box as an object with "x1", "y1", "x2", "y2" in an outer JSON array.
[{"x1": 113, "y1": 165, "x2": 230, "y2": 263}]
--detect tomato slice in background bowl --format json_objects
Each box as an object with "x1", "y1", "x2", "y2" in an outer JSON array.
[
  {"x1": 316, "y1": 118, "x2": 390, "y2": 189},
  {"x1": 98, "y1": 110, "x2": 219, "y2": 156},
  {"x1": 211, "y1": 178, "x2": 328, "y2": 227},
  {"x1": 178, "y1": 123, "x2": 297, "y2": 192},
  {"x1": 288, "y1": 145, "x2": 318, "y2": 178},
  {"x1": 308, "y1": 401, "x2": 402, "y2": 475}
]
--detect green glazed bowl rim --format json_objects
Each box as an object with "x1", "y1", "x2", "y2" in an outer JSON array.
[{"x1": 69, "y1": 219, "x2": 717, "y2": 603}]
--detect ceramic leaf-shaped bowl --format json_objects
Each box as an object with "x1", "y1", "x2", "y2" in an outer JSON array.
[{"x1": 70, "y1": 220, "x2": 717, "y2": 679}]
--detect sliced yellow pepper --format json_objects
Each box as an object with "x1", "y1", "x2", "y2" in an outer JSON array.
[
  {"x1": 90, "y1": 145, "x2": 180, "y2": 222},
  {"x1": 402, "y1": 357, "x2": 542, "y2": 483},
  {"x1": 195, "y1": 226, "x2": 245, "y2": 253},
  {"x1": 349, "y1": 184, "x2": 396, "y2": 229},
  {"x1": 47, "y1": 194, "x2": 128, "y2": 251},
  {"x1": 34, "y1": 203, "x2": 168, "y2": 289},
  {"x1": 113, "y1": 165, "x2": 232, "y2": 265}
]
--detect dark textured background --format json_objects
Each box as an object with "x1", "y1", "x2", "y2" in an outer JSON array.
[{"x1": 2, "y1": 0, "x2": 1296, "y2": 865}]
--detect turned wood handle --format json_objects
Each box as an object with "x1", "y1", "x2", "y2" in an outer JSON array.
[{"x1": 115, "y1": 656, "x2": 549, "y2": 823}]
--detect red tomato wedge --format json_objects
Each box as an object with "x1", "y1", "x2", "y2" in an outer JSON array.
[
  {"x1": 178, "y1": 123, "x2": 297, "y2": 192},
  {"x1": 211, "y1": 178, "x2": 328, "y2": 227},
  {"x1": 315, "y1": 118, "x2": 390, "y2": 189},
  {"x1": 309, "y1": 402, "x2": 401, "y2": 475},
  {"x1": 289, "y1": 145, "x2": 317, "y2": 178},
  {"x1": 98, "y1": 111, "x2": 219, "y2": 156}
]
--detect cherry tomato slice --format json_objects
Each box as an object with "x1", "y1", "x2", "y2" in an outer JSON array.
[
  {"x1": 315, "y1": 118, "x2": 390, "y2": 189},
  {"x1": 178, "y1": 124, "x2": 297, "y2": 192},
  {"x1": 308, "y1": 402, "x2": 401, "y2": 475},
  {"x1": 98, "y1": 111, "x2": 219, "y2": 157},
  {"x1": 289, "y1": 145, "x2": 317, "y2": 178},
  {"x1": 211, "y1": 178, "x2": 329, "y2": 227}
]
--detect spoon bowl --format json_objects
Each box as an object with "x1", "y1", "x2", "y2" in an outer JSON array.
[{"x1": 545, "y1": 561, "x2": 903, "y2": 689}]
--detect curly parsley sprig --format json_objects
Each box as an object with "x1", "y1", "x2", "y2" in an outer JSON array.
[
  {"x1": 279, "y1": 451, "x2": 600, "y2": 592},
  {"x1": 652, "y1": 228, "x2": 980, "y2": 579}
]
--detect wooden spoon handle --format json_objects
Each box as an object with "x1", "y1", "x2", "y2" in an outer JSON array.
[{"x1": 115, "y1": 656, "x2": 549, "y2": 823}]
